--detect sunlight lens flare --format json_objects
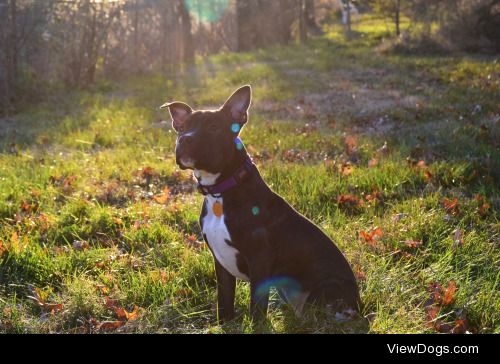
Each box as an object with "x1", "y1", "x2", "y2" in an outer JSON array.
[
  {"x1": 256, "y1": 276, "x2": 302, "y2": 301},
  {"x1": 184, "y1": 0, "x2": 230, "y2": 24}
]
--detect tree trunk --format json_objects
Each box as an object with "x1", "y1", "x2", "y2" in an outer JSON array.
[
  {"x1": 4, "y1": 0, "x2": 18, "y2": 111},
  {"x1": 179, "y1": 0, "x2": 194, "y2": 63},
  {"x1": 395, "y1": 0, "x2": 401, "y2": 36},
  {"x1": 236, "y1": 0, "x2": 253, "y2": 51},
  {"x1": 133, "y1": 0, "x2": 139, "y2": 71},
  {"x1": 304, "y1": 0, "x2": 319, "y2": 33},
  {"x1": 298, "y1": 0, "x2": 307, "y2": 43},
  {"x1": 278, "y1": 0, "x2": 293, "y2": 44},
  {"x1": 346, "y1": 0, "x2": 352, "y2": 39}
]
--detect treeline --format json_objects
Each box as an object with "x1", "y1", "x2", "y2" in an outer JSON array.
[
  {"x1": 0, "y1": 0, "x2": 498, "y2": 115},
  {"x1": 346, "y1": 0, "x2": 499, "y2": 51},
  {"x1": 0, "y1": 0, "x2": 325, "y2": 114}
]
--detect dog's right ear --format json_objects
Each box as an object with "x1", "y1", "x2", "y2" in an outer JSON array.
[{"x1": 160, "y1": 101, "x2": 192, "y2": 132}]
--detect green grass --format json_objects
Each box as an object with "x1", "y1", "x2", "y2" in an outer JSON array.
[{"x1": 1, "y1": 17, "x2": 499, "y2": 334}]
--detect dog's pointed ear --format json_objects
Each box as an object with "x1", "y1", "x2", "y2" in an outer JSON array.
[
  {"x1": 222, "y1": 85, "x2": 252, "y2": 126},
  {"x1": 160, "y1": 101, "x2": 192, "y2": 132}
]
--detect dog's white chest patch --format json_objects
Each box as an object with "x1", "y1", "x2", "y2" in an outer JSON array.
[{"x1": 202, "y1": 195, "x2": 249, "y2": 281}]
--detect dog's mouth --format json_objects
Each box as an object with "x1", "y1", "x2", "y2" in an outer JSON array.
[{"x1": 178, "y1": 157, "x2": 195, "y2": 170}]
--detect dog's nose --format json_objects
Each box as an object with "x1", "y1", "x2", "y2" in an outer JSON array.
[{"x1": 178, "y1": 134, "x2": 193, "y2": 146}]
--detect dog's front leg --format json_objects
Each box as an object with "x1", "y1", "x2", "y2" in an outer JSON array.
[
  {"x1": 214, "y1": 259, "x2": 236, "y2": 323},
  {"x1": 249, "y1": 227, "x2": 272, "y2": 321},
  {"x1": 249, "y1": 275, "x2": 270, "y2": 321}
]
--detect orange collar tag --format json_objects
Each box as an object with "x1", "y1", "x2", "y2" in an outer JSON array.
[{"x1": 212, "y1": 201, "x2": 223, "y2": 217}]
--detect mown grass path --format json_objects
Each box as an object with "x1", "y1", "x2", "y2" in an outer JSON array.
[{"x1": 0, "y1": 20, "x2": 498, "y2": 333}]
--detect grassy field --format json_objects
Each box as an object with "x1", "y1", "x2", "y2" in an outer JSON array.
[{"x1": 0, "y1": 18, "x2": 499, "y2": 334}]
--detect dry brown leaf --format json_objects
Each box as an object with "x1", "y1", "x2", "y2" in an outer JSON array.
[
  {"x1": 97, "y1": 320, "x2": 125, "y2": 331},
  {"x1": 153, "y1": 186, "x2": 170, "y2": 204},
  {"x1": 404, "y1": 240, "x2": 422, "y2": 249}
]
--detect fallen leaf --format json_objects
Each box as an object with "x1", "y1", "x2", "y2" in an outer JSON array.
[
  {"x1": 442, "y1": 281, "x2": 457, "y2": 306},
  {"x1": 452, "y1": 318, "x2": 468, "y2": 334},
  {"x1": 429, "y1": 281, "x2": 457, "y2": 306},
  {"x1": 153, "y1": 186, "x2": 170, "y2": 204},
  {"x1": 105, "y1": 297, "x2": 120, "y2": 309},
  {"x1": 138, "y1": 166, "x2": 157, "y2": 178},
  {"x1": 27, "y1": 287, "x2": 63, "y2": 312},
  {"x1": 113, "y1": 217, "x2": 123, "y2": 225},
  {"x1": 20, "y1": 200, "x2": 32, "y2": 212},
  {"x1": 341, "y1": 163, "x2": 354, "y2": 176},
  {"x1": 97, "y1": 320, "x2": 125, "y2": 331},
  {"x1": 184, "y1": 234, "x2": 205, "y2": 251},
  {"x1": 368, "y1": 158, "x2": 378, "y2": 168},
  {"x1": 337, "y1": 194, "x2": 364, "y2": 212},
  {"x1": 62, "y1": 175, "x2": 77, "y2": 193},
  {"x1": 416, "y1": 160, "x2": 427, "y2": 169},
  {"x1": 404, "y1": 240, "x2": 422, "y2": 249},
  {"x1": 359, "y1": 227, "x2": 384, "y2": 247},
  {"x1": 478, "y1": 203, "x2": 490, "y2": 217},
  {"x1": 105, "y1": 298, "x2": 141, "y2": 321},
  {"x1": 442, "y1": 197, "x2": 460, "y2": 215},
  {"x1": 344, "y1": 135, "x2": 357, "y2": 155}
]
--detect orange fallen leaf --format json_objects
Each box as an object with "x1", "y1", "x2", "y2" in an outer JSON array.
[
  {"x1": 341, "y1": 163, "x2": 354, "y2": 176},
  {"x1": 359, "y1": 227, "x2": 384, "y2": 247},
  {"x1": 452, "y1": 318, "x2": 468, "y2": 334},
  {"x1": 442, "y1": 197, "x2": 460, "y2": 215},
  {"x1": 124, "y1": 305, "x2": 139, "y2": 321},
  {"x1": 20, "y1": 200, "x2": 32, "y2": 212},
  {"x1": 9, "y1": 231, "x2": 27, "y2": 253},
  {"x1": 478, "y1": 203, "x2": 490, "y2": 217},
  {"x1": 368, "y1": 158, "x2": 378, "y2": 168},
  {"x1": 153, "y1": 186, "x2": 170, "y2": 204},
  {"x1": 62, "y1": 175, "x2": 77, "y2": 193},
  {"x1": 344, "y1": 135, "x2": 357, "y2": 155},
  {"x1": 416, "y1": 160, "x2": 427, "y2": 169},
  {"x1": 442, "y1": 281, "x2": 456, "y2": 306}
]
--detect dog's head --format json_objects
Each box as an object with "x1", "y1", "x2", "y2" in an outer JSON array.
[{"x1": 161, "y1": 85, "x2": 251, "y2": 175}]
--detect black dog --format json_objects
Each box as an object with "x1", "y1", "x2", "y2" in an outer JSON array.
[{"x1": 161, "y1": 85, "x2": 361, "y2": 321}]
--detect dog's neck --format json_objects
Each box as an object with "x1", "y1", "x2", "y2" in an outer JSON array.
[
  {"x1": 194, "y1": 149, "x2": 248, "y2": 187},
  {"x1": 193, "y1": 170, "x2": 220, "y2": 186}
]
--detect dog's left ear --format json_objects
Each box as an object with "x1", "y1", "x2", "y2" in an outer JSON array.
[
  {"x1": 222, "y1": 85, "x2": 252, "y2": 126},
  {"x1": 160, "y1": 101, "x2": 192, "y2": 132}
]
